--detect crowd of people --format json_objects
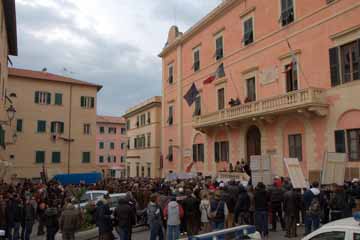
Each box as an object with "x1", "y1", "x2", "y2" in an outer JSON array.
[{"x1": 0, "y1": 175, "x2": 360, "y2": 240}]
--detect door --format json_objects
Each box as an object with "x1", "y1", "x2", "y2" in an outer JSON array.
[{"x1": 246, "y1": 126, "x2": 261, "y2": 163}]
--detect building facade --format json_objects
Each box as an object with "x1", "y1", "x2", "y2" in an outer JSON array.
[
  {"x1": 160, "y1": 0, "x2": 360, "y2": 181},
  {"x1": 124, "y1": 96, "x2": 162, "y2": 178},
  {"x1": 0, "y1": 0, "x2": 18, "y2": 179},
  {"x1": 7, "y1": 68, "x2": 102, "y2": 179},
  {"x1": 96, "y1": 115, "x2": 127, "y2": 178}
]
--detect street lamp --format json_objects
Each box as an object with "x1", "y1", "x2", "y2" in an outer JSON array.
[{"x1": 6, "y1": 105, "x2": 16, "y2": 122}]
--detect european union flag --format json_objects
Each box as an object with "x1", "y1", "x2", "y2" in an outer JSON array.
[{"x1": 184, "y1": 83, "x2": 199, "y2": 106}]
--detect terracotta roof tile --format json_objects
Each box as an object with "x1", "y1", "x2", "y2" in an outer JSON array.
[
  {"x1": 9, "y1": 68, "x2": 102, "y2": 91},
  {"x1": 96, "y1": 115, "x2": 125, "y2": 124}
]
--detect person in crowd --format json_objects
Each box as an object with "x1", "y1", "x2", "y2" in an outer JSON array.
[
  {"x1": 229, "y1": 163, "x2": 234, "y2": 172},
  {"x1": 37, "y1": 200, "x2": 47, "y2": 236},
  {"x1": 59, "y1": 199, "x2": 81, "y2": 240},
  {"x1": 234, "y1": 184, "x2": 250, "y2": 225},
  {"x1": 283, "y1": 185, "x2": 300, "y2": 238},
  {"x1": 209, "y1": 190, "x2": 228, "y2": 232},
  {"x1": 247, "y1": 186, "x2": 255, "y2": 225},
  {"x1": 182, "y1": 189, "x2": 201, "y2": 236},
  {"x1": 23, "y1": 198, "x2": 36, "y2": 240},
  {"x1": 254, "y1": 182, "x2": 269, "y2": 238},
  {"x1": 163, "y1": 195, "x2": 183, "y2": 240},
  {"x1": 199, "y1": 192, "x2": 211, "y2": 233},
  {"x1": 235, "y1": 161, "x2": 242, "y2": 172},
  {"x1": 114, "y1": 195, "x2": 136, "y2": 240},
  {"x1": 44, "y1": 200, "x2": 59, "y2": 240},
  {"x1": 11, "y1": 194, "x2": 24, "y2": 240},
  {"x1": 222, "y1": 186, "x2": 236, "y2": 229},
  {"x1": 95, "y1": 195, "x2": 114, "y2": 240},
  {"x1": 329, "y1": 184, "x2": 346, "y2": 221},
  {"x1": 0, "y1": 194, "x2": 7, "y2": 240},
  {"x1": 303, "y1": 181, "x2": 323, "y2": 235},
  {"x1": 269, "y1": 177, "x2": 285, "y2": 232},
  {"x1": 147, "y1": 193, "x2": 164, "y2": 240}
]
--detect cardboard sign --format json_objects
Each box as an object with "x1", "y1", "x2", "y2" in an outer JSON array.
[
  {"x1": 251, "y1": 155, "x2": 272, "y2": 186},
  {"x1": 216, "y1": 172, "x2": 250, "y2": 183},
  {"x1": 284, "y1": 158, "x2": 308, "y2": 189},
  {"x1": 321, "y1": 152, "x2": 347, "y2": 185}
]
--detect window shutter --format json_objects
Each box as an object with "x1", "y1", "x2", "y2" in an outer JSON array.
[
  {"x1": 357, "y1": 39, "x2": 360, "y2": 78},
  {"x1": 81, "y1": 96, "x2": 85, "y2": 107},
  {"x1": 215, "y1": 142, "x2": 220, "y2": 162},
  {"x1": 16, "y1": 119, "x2": 23, "y2": 132},
  {"x1": 91, "y1": 97, "x2": 95, "y2": 108},
  {"x1": 50, "y1": 122, "x2": 55, "y2": 133},
  {"x1": 193, "y1": 144, "x2": 197, "y2": 162},
  {"x1": 60, "y1": 122, "x2": 64, "y2": 133},
  {"x1": 288, "y1": 135, "x2": 295, "y2": 157},
  {"x1": 329, "y1": 47, "x2": 341, "y2": 86},
  {"x1": 35, "y1": 91, "x2": 39, "y2": 103},
  {"x1": 335, "y1": 130, "x2": 346, "y2": 153},
  {"x1": 46, "y1": 93, "x2": 51, "y2": 104},
  {"x1": 295, "y1": 135, "x2": 302, "y2": 161},
  {"x1": 0, "y1": 126, "x2": 5, "y2": 149},
  {"x1": 199, "y1": 144, "x2": 204, "y2": 162}
]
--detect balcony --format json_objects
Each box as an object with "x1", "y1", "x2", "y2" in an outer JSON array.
[{"x1": 193, "y1": 88, "x2": 329, "y2": 130}]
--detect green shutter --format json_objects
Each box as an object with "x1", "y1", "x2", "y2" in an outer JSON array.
[
  {"x1": 81, "y1": 96, "x2": 85, "y2": 107},
  {"x1": 82, "y1": 152, "x2": 90, "y2": 163},
  {"x1": 60, "y1": 122, "x2": 64, "y2": 133},
  {"x1": 193, "y1": 144, "x2": 197, "y2": 162},
  {"x1": 0, "y1": 126, "x2": 5, "y2": 149},
  {"x1": 55, "y1": 93, "x2": 62, "y2": 105},
  {"x1": 46, "y1": 93, "x2": 51, "y2": 104},
  {"x1": 110, "y1": 142, "x2": 114, "y2": 149},
  {"x1": 99, "y1": 156, "x2": 104, "y2": 163},
  {"x1": 335, "y1": 130, "x2": 346, "y2": 153},
  {"x1": 16, "y1": 119, "x2": 23, "y2": 132},
  {"x1": 37, "y1": 121, "x2": 46, "y2": 133},
  {"x1": 36, "y1": 151, "x2": 45, "y2": 164},
  {"x1": 99, "y1": 142, "x2": 104, "y2": 149},
  {"x1": 51, "y1": 122, "x2": 55, "y2": 133},
  {"x1": 90, "y1": 97, "x2": 95, "y2": 108},
  {"x1": 52, "y1": 152, "x2": 61, "y2": 163},
  {"x1": 35, "y1": 91, "x2": 39, "y2": 103}
]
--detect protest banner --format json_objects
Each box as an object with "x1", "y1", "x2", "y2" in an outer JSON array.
[
  {"x1": 284, "y1": 158, "x2": 308, "y2": 189},
  {"x1": 321, "y1": 152, "x2": 347, "y2": 185}
]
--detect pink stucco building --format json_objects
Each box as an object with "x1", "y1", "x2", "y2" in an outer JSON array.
[
  {"x1": 96, "y1": 116, "x2": 127, "y2": 178},
  {"x1": 160, "y1": 0, "x2": 360, "y2": 181}
]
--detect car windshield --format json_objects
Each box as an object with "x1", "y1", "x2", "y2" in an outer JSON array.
[
  {"x1": 79, "y1": 193, "x2": 90, "y2": 203},
  {"x1": 92, "y1": 192, "x2": 105, "y2": 200}
]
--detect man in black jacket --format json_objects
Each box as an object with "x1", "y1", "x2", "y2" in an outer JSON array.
[
  {"x1": 269, "y1": 178, "x2": 285, "y2": 231},
  {"x1": 283, "y1": 185, "x2": 300, "y2": 238},
  {"x1": 114, "y1": 196, "x2": 136, "y2": 240},
  {"x1": 95, "y1": 196, "x2": 114, "y2": 240},
  {"x1": 234, "y1": 185, "x2": 250, "y2": 225},
  {"x1": 254, "y1": 182, "x2": 269, "y2": 238}
]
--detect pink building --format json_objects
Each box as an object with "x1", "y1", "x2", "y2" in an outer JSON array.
[
  {"x1": 96, "y1": 116, "x2": 127, "y2": 178},
  {"x1": 160, "y1": 0, "x2": 360, "y2": 181}
]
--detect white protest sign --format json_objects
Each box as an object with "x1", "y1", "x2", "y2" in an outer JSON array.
[
  {"x1": 284, "y1": 158, "x2": 308, "y2": 189},
  {"x1": 321, "y1": 152, "x2": 347, "y2": 185}
]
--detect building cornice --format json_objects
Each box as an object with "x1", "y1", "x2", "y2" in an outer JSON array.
[{"x1": 123, "y1": 96, "x2": 162, "y2": 118}]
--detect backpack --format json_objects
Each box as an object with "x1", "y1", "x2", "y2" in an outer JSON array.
[{"x1": 308, "y1": 195, "x2": 321, "y2": 216}]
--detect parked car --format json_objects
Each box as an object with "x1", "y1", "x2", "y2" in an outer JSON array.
[
  {"x1": 77, "y1": 190, "x2": 108, "y2": 208},
  {"x1": 302, "y1": 217, "x2": 360, "y2": 240}
]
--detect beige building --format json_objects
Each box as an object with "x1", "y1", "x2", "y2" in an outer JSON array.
[
  {"x1": 123, "y1": 96, "x2": 162, "y2": 178},
  {"x1": 0, "y1": 0, "x2": 18, "y2": 178},
  {"x1": 7, "y1": 68, "x2": 102, "y2": 179}
]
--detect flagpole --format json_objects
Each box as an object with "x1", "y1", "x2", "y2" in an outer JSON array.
[{"x1": 228, "y1": 70, "x2": 241, "y2": 100}]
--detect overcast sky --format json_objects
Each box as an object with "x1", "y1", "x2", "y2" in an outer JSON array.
[{"x1": 13, "y1": 0, "x2": 222, "y2": 116}]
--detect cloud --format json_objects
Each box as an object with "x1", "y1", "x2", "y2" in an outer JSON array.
[{"x1": 12, "y1": 0, "x2": 221, "y2": 115}]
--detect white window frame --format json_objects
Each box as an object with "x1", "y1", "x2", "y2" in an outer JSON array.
[
  {"x1": 242, "y1": 15, "x2": 255, "y2": 47},
  {"x1": 279, "y1": 0, "x2": 296, "y2": 28},
  {"x1": 214, "y1": 32, "x2": 224, "y2": 61},
  {"x1": 193, "y1": 47, "x2": 201, "y2": 72},
  {"x1": 83, "y1": 123, "x2": 91, "y2": 135}
]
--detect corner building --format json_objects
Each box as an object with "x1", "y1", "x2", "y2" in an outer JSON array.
[{"x1": 160, "y1": 0, "x2": 360, "y2": 180}]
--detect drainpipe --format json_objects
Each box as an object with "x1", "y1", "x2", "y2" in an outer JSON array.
[{"x1": 67, "y1": 85, "x2": 73, "y2": 174}]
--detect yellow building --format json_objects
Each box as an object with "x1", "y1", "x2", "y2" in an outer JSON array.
[
  {"x1": 123, "y1": 96, "x2": 162, "y2": 178},
  {"x1": 0, "y1": 0, "x2": 18, "y2": 178},
  {"x1": 7, "y1": 68, "x2": 102, "y2": 179}
]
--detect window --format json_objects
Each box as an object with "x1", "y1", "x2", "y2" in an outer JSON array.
[
  {"x1": 347, "y1": 129, "x2": 360, "y2": 161},
  {"x1": 168, "y1": 105, "x2": 173, "y2": 125},
  {"x1": 107, "y1": 156, "x2": 111, "y2": 163},
  {"x1": 35, "y1": 151, "x2": 45, "y2": 164},
  {"x1": 280, "y1": 0, "x2": 294, "y2": 27},
  {"x1": 82, "y1": 152, "x2": 91, "y2": 163},
  {"x1": 354, "y1": 233, "x2": 360, "y2": 240},
  {"x1": 99, "y1": 126, "x2": 105, "y2": 134},
  {"x1": 215, "y1": 35, "x2": 224, "y2": 60},
  {"x1": 120, "y1": 156, "x2": 125, "y2": 163},
  {"x1": 126, "y1": 120, "x2": 130, "y2": 130},
  {"x1": 37, "y1": 120, "x2": 46, "y2": 133},
  {"x1": 147, "y1": 112, "x2": 151, "y2": 124},
  {"x1": 136, "y1": 164, "x2": 140, "y2": 177},
  {"x1": 127, "y1": 166, "x2": 131, "y2": 177},
  {"x1": 193, "y1": 144, "x2": 204, "y2": 162},
  {"x1": 194, "y1": 96, "x2": 201, "y2": 116},
  {"x1": 52, "y1": 152, "x2": 61, "y2": 164},
  {"x1": 288, "y1": 134, "x2": 302, "y2": 161},
  {"x1": 147, "y1": 164, "x2": 151, "y2": 177},
  {"x1": 113, "y1": 156, "x2": 116, "y2": 163},
  {"x1": 80, "y1": 96, "x2": 95, "y2": 108},
  {"x1": 168, "y1": 64, "x2": 174, "y2": 84},
  {"x1": 136, "y1": 116, "x2": 140, "y2": 128},
  {"x1": 0, "y1": 126, "x2": 4, "y2": 149},
  {"x1": 243, "y1": 18, "x2": 254, "y2": 46},
  {"x1": 285, "y1": 62, "x2": 298, "y2": 92},
  {"x1": 83, "y1": 124, "x2": 91, "y2": 135},
  {"x1": 193, "y1": 48, "x2": 200, "y2": 72},
  {"x1": 341, "y1": 41, "x2": 359, "y2": 83},
  {"x1": 214, "y1": 141, "x2": 229, "y2": 162},
  {"x1": 127, "y1": 139, "x2": 130, "y2": 149},
  {"x1": 99, "y1": 142, "x2": 104, "y2": 149},
  {"x1": 141, "y1": 166, "x2": 145, "y2": 177},
  {"x1": 110, "y1": 142, "x2": 115, "y2": 150},
  {"x1": 147, "y1": 133, "x2": 151, "y2": 148},
  {"x1": 55, "y1": 93, "x2": 63, "y2": 105},
  {"x1": 334, "y1": 130, "x2": 346, "y2": 153},
  {"x1": 35, "y1": 91, "x2": 51, "y2": 105},
  {"x1": 246, "y1": 77, "x2": 256, "y2": 102},
  {"x1": 168, "y1": 145, "x2": 173, "y2": 161},
  {"x1": 121, "y1": 128, "x2": 126, "y2": 135},
  {"x1": 121, "y1": 142, "x2": 125, "y2": 149},
  {"x1": 108, "y1": 127, "x2": 117, "y2": 134},
  {"x1": 16, "y1": 119, "x2": 23, "y2": 132},
  {"x1": 217, "y1": 88, "x2": 225, "y2": 110},
  {"x1": 51, "y1": 121, "x2": 64, "y2": 134},
  {"x1": 140, "y1": 114, "x2": 146, "y2": 126},
  {"x1": 309, "y1": 231, "x2": 345, "y2": 240}
]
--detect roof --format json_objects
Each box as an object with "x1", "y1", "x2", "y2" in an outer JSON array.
[
  {"x1": 9, "y1": 68, "x2": 103, "y2": 91},
  {"x1": 159, "y1": 0, "x2": 240, "y2": 57},
  {"x1": 96, "y1": 115, "x2": 125, "y2": 124},
  {"x1": 123, "y1": 96, "x2": 161, "y2": 118},
  {"x1": 322, "y1": 218, "x2": 358, "y2": 229},
  {"x1": 3, "y1": 0, "x2": 18, "y2": 56}
]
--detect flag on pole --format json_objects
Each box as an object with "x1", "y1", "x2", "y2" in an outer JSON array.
[
  {"x1": 283, "y1": 39, "x2": 297, "y2": 74},
  {"x1": 184, "y1": 83, "x2": 199, "y2": 106},
  {"x1": 203, "y1": 63, "x2": 225, "y2": 85}
]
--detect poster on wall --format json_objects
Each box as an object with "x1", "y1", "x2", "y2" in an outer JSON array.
[
  {"x1": 321, "y1": 152, "x2": 347, "y2": 185},
  {"x1": 284, "y1": 158, "x2": 308, "y2": 189}
]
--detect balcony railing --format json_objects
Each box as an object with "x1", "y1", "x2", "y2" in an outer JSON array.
[{"x1": 193, "y1": 88, "x2": 328, "y2": 129}]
